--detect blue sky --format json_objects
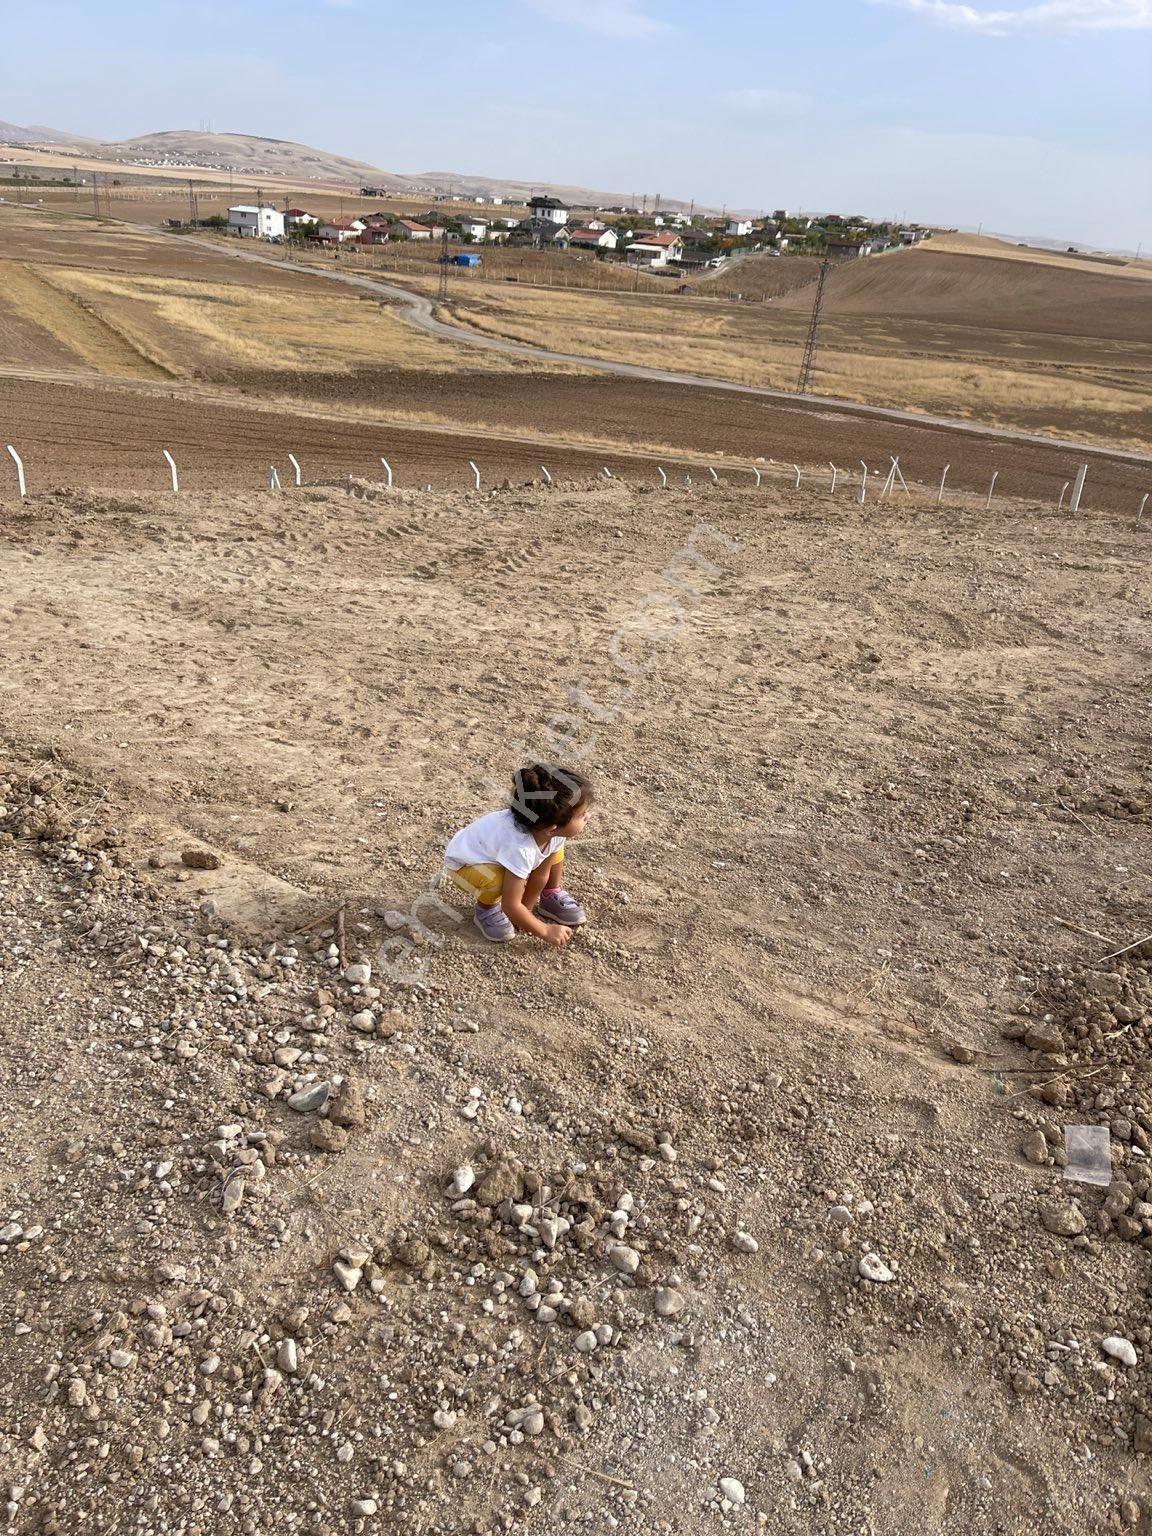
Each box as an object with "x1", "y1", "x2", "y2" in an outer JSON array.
[{"x1": 3, "y1": 0, "x2": 1149, "y2": 247}]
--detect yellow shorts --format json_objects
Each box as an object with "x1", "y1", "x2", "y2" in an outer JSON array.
[{"x1": 445, "y1": 848, "x2": 564, "y2": 906}]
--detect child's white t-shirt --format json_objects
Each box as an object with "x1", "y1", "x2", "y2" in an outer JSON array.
[{"x1": 444, "y1": 809, "x2": 564, "y2": 879}]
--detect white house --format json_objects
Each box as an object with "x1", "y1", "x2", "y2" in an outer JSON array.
[
  {"x1": 625, "y1": 232, "x2": 684, "y2": 267},
  {"x1": 569, "y1": 226, "x2": 619, "y2": 251},
  {"x1": 389, "y1": 219, "x2": 433, "y2": 241},
  {"x1": 227, "y1": 205, "x2": 285, "y2": 239},
  {"x1": 284, "y1": 208, "x2": 318, "y2": 228},
  {"x1": 318, "y1": 217, "x2": 366, "y2": 243},
  {"x1": 460, "y1": 217, "x2": 489, "y2": 241},
  {"x1": 726, "y1": 218, "x2": 753, "y2": 237},
  {"x1": 528, "y1": 194, "x2": 569, "y2": 226}
]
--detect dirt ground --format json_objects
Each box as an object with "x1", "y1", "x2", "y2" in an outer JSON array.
[
  {"x1": 0, "y1": 373, "x2": 1148, "y2": 517},
  {"x1": 1, "y1": 480, "x2": 1150, "y2": 1536}
]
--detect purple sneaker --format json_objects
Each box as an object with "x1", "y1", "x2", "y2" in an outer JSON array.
[
  {"x1": 536, "y1": 889, "x2": 587, "y2": 927},
  {"x1": 474, "y1": 903, "x2": 515, "y2": 943}
]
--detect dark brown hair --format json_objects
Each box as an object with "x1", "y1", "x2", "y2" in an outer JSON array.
[{"x1": 508, "y1": 764, "x2": 593, "y2": 832}]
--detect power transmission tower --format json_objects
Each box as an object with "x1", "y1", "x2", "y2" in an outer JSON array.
[
  {"x1": 437, "y1": 228, "x2": 450, "y2": 302},
  {"x1": 187, "y1": 179, "x2": 199, "y2": 227},
  {"x1": 796, "y1": 256, "x2": 832, "y2": 394}
]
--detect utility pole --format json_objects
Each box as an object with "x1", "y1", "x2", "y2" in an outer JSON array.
[
  {"x1": 92, "y1": 172, "x2": 101, "y2": 219},
  {"x1": 796, "y1": 256, "x2": 832, "y2": 394},
  {"x1": 437, "y1": 227, "x2": 450, "y2": 302},
  {"x1": 284, "y1": 199, "x2": 293, "y2": 262},
  {"x1": 187, "y1": 178, "x2": 199, "y2": 227}
]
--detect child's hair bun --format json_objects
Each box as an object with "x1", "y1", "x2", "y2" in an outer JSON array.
[{"x1": 509, "y1": 763, "x2": 593, "y2": 831}]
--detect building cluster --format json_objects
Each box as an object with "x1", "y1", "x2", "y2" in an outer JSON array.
[{"x1": 224, "y1": 197, "x2": 931, "y2": 270}]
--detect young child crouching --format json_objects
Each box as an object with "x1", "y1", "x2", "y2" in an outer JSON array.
[{"x1": 443, "y1": 764, "x2": 592, "y2": 946}]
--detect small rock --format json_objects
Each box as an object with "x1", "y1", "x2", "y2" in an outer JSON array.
[
  {"x1": 858, "y1": 1253, "x2": 894, "y2": 1283},
  {"x1": 608, "y1": 1244, "x2": 640, "y2": 1275},
  {"x1": 522, "y1": 1410, "x2": 545, "y2": 1436},
  {"x1": 731, "y1": 1231, "x2": 759, "y2": 1254},
  {"x1": 309, "y1": 1120, "x2": 349, "y2": 1154},
  {"x1": 350, "y1": 1010, "x2": 376, "y2": 1034},
  {"x1": 475, "y1": 1157, "x2": 523, "y2": 1207},
  {"x1": 1024, "y1": 1020, "x2": 1065, "y2": 1054},
  {"x1": 109, "y1": 1350, "x2": 135, "y2": 1370},
  {"x1": 719, "y1": 1477, "x2": 746, "y2": 1506},
  {"x1": 432, "y1": 1409, "x2": 457, "y2": 1431},
  {"x1": 574, "y1": 1330, "x2": 598, "y2": 1353},
  {"x1": 330, "y1": 1079, "x2": 366, "y2": 1130},
  {"x1": 181, "y1": 847, "x2": 222, "y2": 870},
  {"x1": 449, "y1": 1165, "x2": 476, "y2": 1196},
  {"x1": 343, "y1": 962, "x2": 372, "y2": 986},
  {"x1": 1020, "y1": 1129, "x2": 1049, "y2": 1165},
  {"x1": 287, "y1": 1082, "x2": 331, "y2": 1114},
  {"x1": 655, "y1": 1288, "x2": 685, "y2": 1318},
  {"x1": 332, "y1": 1260, "x2": 363, "y2": 1293},
  {"x1": 220, "y1": 1175, "x2": 245, "y2": 1214},
  {"x1": 1102, "y1": 1336, "x2": 1138, "y2": 1368},
  {"x1": 1039, "y1": 1199, "x2": 1087, "y2": 1237},
  {"x1": 351, "y1": 1498, "x2": 378, "y2": 1516},
  {"x1": 277, "y1": 1339, "x2": 299, "y2": 1374},
  {"x1": 946, "y1": 1042, "x2": 976, "y2": 1065}
]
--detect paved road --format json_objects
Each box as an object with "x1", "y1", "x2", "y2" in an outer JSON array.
[{"x1": 224, "y1": 243, "x2": 1152, "y2": 468}]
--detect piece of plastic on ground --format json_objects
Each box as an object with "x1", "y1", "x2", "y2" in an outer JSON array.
[{"x1": 1063, "y1": 1124, "x2": 1112, "y2": 1187}]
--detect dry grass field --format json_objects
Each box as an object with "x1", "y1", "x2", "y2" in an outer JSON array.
[
  {"x1": 425, "y1": 246, "x2": 1152, "y2": 448},
  {"x1": 0, "y1": 206, "x2": 550, "y2": 382}
]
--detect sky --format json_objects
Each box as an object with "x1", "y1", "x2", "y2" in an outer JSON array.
[{"x1": 2, "y1": 0, "x2": 1150, "y2": 248}]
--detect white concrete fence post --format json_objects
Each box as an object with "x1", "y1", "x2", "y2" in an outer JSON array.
[
  {"x1": 162, "y1": 449, "x2": 179, "y2": 494},
  {"x1": 937, "y1": 465, "x2": 950, "y2": 506},
  {"x1": 540, "y1": 466, "x2": 552, "y2": 484},
  {"x1": 708, "y1": 466, "x2": 719, "y2": 483},
  {"x1": 793, "y1": 464, "x2": 802, "y2": 489},
  {"x1": 986, "y1": 471, "x2": 999, "y2": 509},
  {"x1": 753, "y1": 467, "x2": 762, "y2": 488},
  {"x1": 268, "y1": 465, "x2": 281, "y2": 490},
  {"x1": 1068, "y1": 463, "x2": 1088, "y2": 514},
  {"x1": 1057, "y1": 481, "x2": 1070, "y2": 512},
  {"x1": 5, "y1": 445, "x2": 26, "y2": 498},
  {"x1": 288, "y1": 453, "x2": 302, "y2": 486},
  {"x1": 657, "y1": 466, "x2": 667, "y2": 488},
  {"x1": 828, "y1": 462, "x2": 837, "y2": 496},
  {"x1": 859, "y1": 460, "x2": 868, "y2": 504},
  {"x1": 468, "y1": 460, "x2": 480, "y2": 490},
  {"x1": 380, "y1": 458, "x2": 393, "y2": 490},
  {"x1": 1137, "y1": 493, "x2": 1149, "y2": 525}
]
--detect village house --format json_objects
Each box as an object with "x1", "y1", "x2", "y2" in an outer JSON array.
[
  {"x1": 528, "y1": 194, "x2": 569, "y2": 226},
  {"x1": 568, "y1": 227, "x2": 618, "y2": 251},
  {"x1": 460, "y1": 217, "x2": 489, "y2": 241},
  {"x1": 284, "y1": 208, "x2": 318, "y2": 228},
  {"x1": 317, "y1": 217, "x2": 366, "y2": 243},
  {"x1": 389, "y1": 219, "x2": 433, "y2": 241},
  {"x1": 625, "y1": 232, "x2": 684, "y2": 267},
  {"x1": 226, "y1": 205, "x2": 285, "y2": 239},
  {"x1": 726, "y1": 218, "x2": 753, "y2": 237}
]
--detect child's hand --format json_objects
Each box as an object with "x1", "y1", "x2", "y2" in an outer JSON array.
[{"x1": 541, "y1": 924, "x2": 573, "y2": 948}]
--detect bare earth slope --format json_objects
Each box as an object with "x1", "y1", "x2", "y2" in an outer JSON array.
[
  {"x1": 1, "y1": 480, "x2": 1150, "y2": 1535},
  {"x1": 776, "y1": 247, "x2": 1152, "y2": 345}
]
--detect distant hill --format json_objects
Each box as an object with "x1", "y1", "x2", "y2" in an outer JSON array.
[
  {"x1": 0, "y1": 122, "x2": 696, "y2": 211},
  {"x1": 0, "y1": 120, "x2": 96, "y2": 146}
]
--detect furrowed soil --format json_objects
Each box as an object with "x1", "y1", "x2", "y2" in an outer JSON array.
[{"x1": 1, "y1": 481, "x2": 1151, "y2": 1536}]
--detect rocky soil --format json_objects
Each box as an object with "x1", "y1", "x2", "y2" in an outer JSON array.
[{"x1": 1, "y1": 480, "x2": 1150, "y2": 1534}]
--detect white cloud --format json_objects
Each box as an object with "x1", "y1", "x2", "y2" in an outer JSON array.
[
  {"x1": 866, "y1": 0, "x2": 1152, "y2": 35},
  {"x1": 524, "y1": 0, "x2": 668, "y2": 38},
  {"x1": 720, "y1": 88, "x2": 813, "y2": 114}
]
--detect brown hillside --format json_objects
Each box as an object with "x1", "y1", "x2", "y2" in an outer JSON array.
[{"x1": 777, "y1": 248, "x2": 1152, "y2": 343}]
